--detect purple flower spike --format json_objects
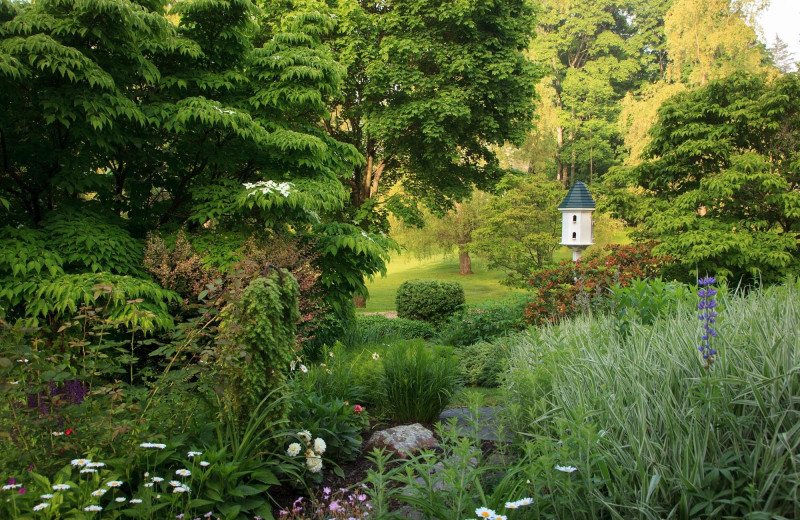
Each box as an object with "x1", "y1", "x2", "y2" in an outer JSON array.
[{"x1": 697, "y1": 275, "x2": 720, "y2": 368}]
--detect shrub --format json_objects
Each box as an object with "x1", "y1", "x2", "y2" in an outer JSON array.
[
  {"x1": 379, "y1": 340, "x2": 458, "y2": 423},
  {"x1": 525, "y1": 242, "x2": 670, "y2": 325},
  {"x1": 343, "y1": 314, "x2": 436, "y2": 347},
  {"x1": 395, "y1": 280, "x2": 465, "y2": 324},
  {"x1": 438, "y1": 294, "x2": 532, "y2": 347},
  {"x1": 611, "y1": 277, "x2": 694, "y2": 337},
  {"x1": 287, "y1": 392, "x2": 370, "y2": 463},
  {"x1": 217, "y1": 269, "x2": 299, "y2": 423},
  {"x1": 455, "y1": 341, "x2": 509, "y2": 388}
]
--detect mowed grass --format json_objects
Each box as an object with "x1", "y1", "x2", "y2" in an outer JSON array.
[
  {"x1": 361, "y1": 253, "x2": 519, "y2": 312},
  {"x1": 362, "y1": 226, "x2": 630, "y2": 313}
]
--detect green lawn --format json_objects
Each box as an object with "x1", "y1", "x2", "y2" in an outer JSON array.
[
  {"x1": 361, "y1": 253, "x2": 520, "y2": 312},
  {"x1": 362, "y1": 226, "x2": 631, "y2": 312}
]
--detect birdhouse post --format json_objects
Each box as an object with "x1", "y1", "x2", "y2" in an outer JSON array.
[{"x1": 558, "y1": 181, "x2": 596, "y2": 262}]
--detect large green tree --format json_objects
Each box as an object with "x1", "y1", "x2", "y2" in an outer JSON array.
[
  {"x1": 527, "y1": 0, "x2": 666, "y2": 187},
  {"x1": 617, "y1": 72, "x2": 800, "y2": 282},
  {"x1": 319, "y1": 0, "x2": 540, "y2": 224},
  {"x1": 472, "y1": 173, "x2": 563, "y2": 286},
  {"x1": 0, "y1": 0, "x2": 388, "y2": 325}
]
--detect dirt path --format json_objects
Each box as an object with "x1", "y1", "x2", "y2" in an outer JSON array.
[{"x1": 360, "y1": 311, "x2": 398, "y2": 318}]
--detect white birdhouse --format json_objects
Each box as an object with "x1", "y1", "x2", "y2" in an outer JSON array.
[{"x1": 558, "y1": 181, "x2": 595, "y2": 261}]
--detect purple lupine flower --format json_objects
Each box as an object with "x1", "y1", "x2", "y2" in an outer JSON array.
[{"x1": 697, "y1": 276, "x2": 720, "y2": 367}]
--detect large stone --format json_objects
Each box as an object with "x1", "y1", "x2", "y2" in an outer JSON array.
[{"x1": 364, "y1": 423, "x2": 438, "y2": 459}]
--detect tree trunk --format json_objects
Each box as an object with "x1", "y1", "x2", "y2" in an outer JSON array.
[
  {"x1": 353, "y1": 295, "x2": 367, "y2": 308},
  {"x1": 459, "y1": 251, "x2": 473, "y2": 275}
]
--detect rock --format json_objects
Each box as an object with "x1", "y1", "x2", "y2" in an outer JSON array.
[
  {"x1": 438, "y1": 407, "x2": 512, "y2": 442},
  {"x1": 364, "y1": 423, "x2": 438, "y2": 459}
]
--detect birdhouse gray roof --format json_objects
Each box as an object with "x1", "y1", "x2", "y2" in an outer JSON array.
[{"x1": 558, "y1": 181, "x2": 595, "y2": 209}]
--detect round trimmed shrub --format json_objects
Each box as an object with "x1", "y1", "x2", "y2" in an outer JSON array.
[{"x1": 395, "y1": 279, "x2": 465, "y2": 323}]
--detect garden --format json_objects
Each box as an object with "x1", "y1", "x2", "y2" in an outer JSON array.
[{"x1": 2, "y1": 0, "x2": 800, "y2": 519}]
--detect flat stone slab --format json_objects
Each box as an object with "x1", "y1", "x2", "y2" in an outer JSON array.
[
  {"x1": 438, "y1": 406, "x2": 511, "y2": 442},
  {"x1": 365, "y1": 423, "x2": 438, "y2": 459}
]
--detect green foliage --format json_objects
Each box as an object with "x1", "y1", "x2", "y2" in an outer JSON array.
[
  {"x1": 287, "y1": 392, "x2": 369, "y2": 463},
  {"x1": 437, "y1": 294, "x2": 533, "y2": 348},
  {"x1": 323, "y1": 0, "x2": 539, "y2": 220},
  {"x1": 395, "y1": 280, "x2": 465, "y2": 324},
  {"x1": 454, "y1": 341, "x2": 509, "y2": 388},
  {"x1": 218, "y1": 270, "x2": 299, "y2": 423},
  {"x1": 618, "y1": 72, "x2": 800, "y2": 282},
  {"x1": 312, "y1": 221, "x2": 398, "y2": 316},
  {"x1": 362, "y1": 420, "x2": 531, "y2": 520},
  {"x1": 471, "y1": 173, "x2": 563, "y2": 286},
  {"x1": 345, "y1": 314, "x2": 436, "y2": 347},
  {"x1": 379, "y1": 340, "x2": 458, "y2": 424},
  {"x1": 502, "y1": 280, "x2": 800, "y2": 518},
  {"x1": 611, "y1": 277, "x2": 694, "y2": 337}
]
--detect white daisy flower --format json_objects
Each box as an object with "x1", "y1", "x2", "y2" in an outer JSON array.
[
  {"x1": 143, "y1": 483, "x2": 154, "y2": 488},
  {"x1": 515, "y1": 497, "x2": 533, "y2": 506},
  {"x1": 107, "y1": 481, "x2": 122, "y2": 487},
  {"x1": 300, "y1": 364, "x2": 308, "y2": 373},
  {"x1": 475, "y1": 507, "x2": 497, "y2": 518},
  {"x1": 173, "y1": 486, "x2": 188, "y2": 493},
  {"x1": 52, "y1": 484, "x2": 70, "y2": 491},
  {"x1": 83, "y1": 505, "x2": 102, "y2": 511},
  {"x1": 199, "y1": 461, "x2": 210, "y2": 467},
  {"x1": 555, "y1": 465, "x2": 578, "y2": 473},
  {"x1": 80, "y1": 469, "x2": 97, "y2": 474},
  {"x1": 115, "y1": 497, "x2": 126, "y2": 503},
  {"x1": 33, "y1": 503, "x2": 50, "y2": 511},
  {"x1": 40, "y1": 494, "x2": 54, "y2": 499},
  {"x1": 130, "y1": 498, "x2": 142, "y2": 504},
  {"x1": 175, "y1": 469, "x2": 191, "y2": 477},
  {"x1": 86, "y1": 462, "x2": 105, "y2": 468},
  {"x1": 169, "y1": 480, "x2": 181, "y2": 487},
  {"x1": 187, "y1": 451, "x2": 203, "y2": 458},
  {"x1": 2, "y1": 484, "x2": 21, "y2": 490},
  {"x1": 71, "y1": 459, "x2": 90, "y2": 467},
  {"x1": 372, "y1": 352, "x2": 380, "y2": 360},
  {"x1": 151, "y1": 477, "x2": 164, "y2": 483},
  {"x1": 91, "y1": 489, "x2": 107, "y2": 497}
]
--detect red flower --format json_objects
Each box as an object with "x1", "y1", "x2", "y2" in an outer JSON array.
[
  {"x1": 353, "y1": 405, "x2": 363, "y2": 414},
  {"x1": 65, "y1": 428, "x2": 74, "y2": 435}
]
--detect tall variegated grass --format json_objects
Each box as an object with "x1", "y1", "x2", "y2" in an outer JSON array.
[{"x1": 503, "y1": 281, "x2": 800, "y2": 519}]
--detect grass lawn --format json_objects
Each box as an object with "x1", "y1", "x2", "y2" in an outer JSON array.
[
  {"x1": 362, "y1": 225, "x2": 631, "y2": 313},
  {"x1": 361, "y1": 253, "x2": 519, "y2": 312}
]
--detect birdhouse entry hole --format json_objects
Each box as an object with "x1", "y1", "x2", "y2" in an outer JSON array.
[
  {"x1": 572, "y1": 215, "x2": 577, "y2": 223},
  {"x1": 571, "y1": 232, "x2": 576, "y2": 240}
]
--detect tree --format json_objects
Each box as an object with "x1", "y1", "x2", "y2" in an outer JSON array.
[
  {"x1": 472, "y1": 173, "x2": 563, "y2": 286},
  {"x1": 527, "y1": 0, "x2": 658, "y2": 187},
  {"x1": 320, "y1": 0, "x2": 540, "y2": 224},
  {"x1": 390, "y1": 191, "x2": 489, "y2": 275},
  {"x1": 664, "y1": 0, "x2": 768, "y2": 86},
  {"x1": 769, "y1": 35, "x2": 796, "y2": 73},
  {"x1": 0, "y1": 0, "x2": 388, "y2": 326},
  {"x1": 621, "y1": 72, "x2": 800, "y2": 282}
]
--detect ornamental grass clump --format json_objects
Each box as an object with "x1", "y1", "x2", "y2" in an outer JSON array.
[{"x1": 502, "y1": 280, "x2": 800, "y2": 518}]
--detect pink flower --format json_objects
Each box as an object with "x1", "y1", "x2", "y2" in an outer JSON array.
[
  {"x1": 353, "y1": 405, "x2": 363, "y2": 414},
  {"x1": 18, "y1": 487, "x2": 26, "y2": 494},
  {"x1": 329, "y1": 501, "x2": 341, "y2": 512}
]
